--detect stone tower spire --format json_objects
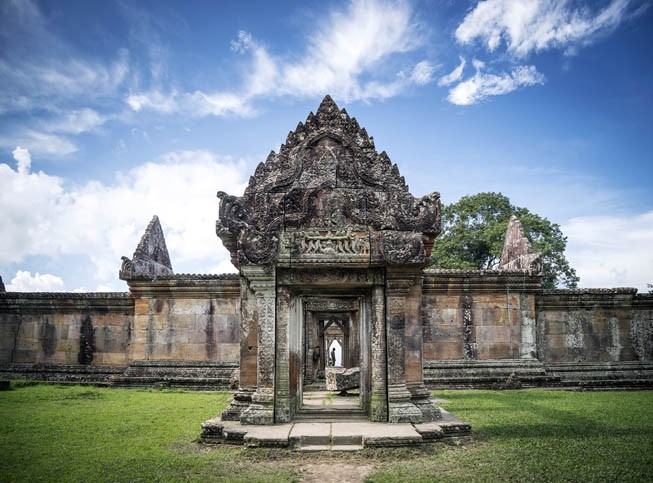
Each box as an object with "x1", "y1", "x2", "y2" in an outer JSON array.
[{"x1": 119, "y1": 215, "x2": 174, "y2": 280}]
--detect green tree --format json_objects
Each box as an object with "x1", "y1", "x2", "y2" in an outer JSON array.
[{"x1": 429, "y1": 192, "x2": 579, "y2": 289}]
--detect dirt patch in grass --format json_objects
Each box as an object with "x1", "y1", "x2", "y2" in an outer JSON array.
[{"x1": 297, "y1": 462, "x2": 375, "y2": 483}]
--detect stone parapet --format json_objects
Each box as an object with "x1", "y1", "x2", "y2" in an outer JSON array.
[
  {"x1": 423, "y1": 270, "x2": 542, "y2": 294},
  {"x1": 0, "y1": 292, "x2": 132, "y2": 313},
  {"x1": 126, "y1": 275, "x2": 239, "y2": 298}
]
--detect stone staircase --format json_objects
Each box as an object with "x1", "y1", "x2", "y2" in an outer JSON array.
[{"x1": 109, "y1": 360, "x2": 238, "y2": 390}]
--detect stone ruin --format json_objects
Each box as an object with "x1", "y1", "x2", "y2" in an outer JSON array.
[
  {"x1": 119, "y1": 215, "x2": 174, "y2": 280},
  {"x1": 499, "y1": 215, "x2": 543, "y2": 273},
  {"x1": 1, "y1": 96, "x2": 652, "y2": 442}
]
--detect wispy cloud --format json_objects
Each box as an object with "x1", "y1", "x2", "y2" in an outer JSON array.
[
  {"x1": 126, "y1": 0, "x2": 435, "y2": 117},
  {"x1": 0, "y1": 130, "x2": 78, "y2": 156},
  {"x1": 438, "y1": 56, "x2": 466, "y2": 87},
  {"x1": 441, "y1": 0, "x2": 637, "y2": 105},
  {"x1": 447, "y1": 60, "x2": 544, "y2": 105},
  {"x1": 455, "y1": 0, "x2": 633, "y2": 57},
  {"x1": 0, "y1": 0, "x2": 128, "y2": 157}
]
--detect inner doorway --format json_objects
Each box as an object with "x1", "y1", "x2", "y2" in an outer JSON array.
[{"x1": 298, "y1": 296, "x2": 369, "y2": 420}]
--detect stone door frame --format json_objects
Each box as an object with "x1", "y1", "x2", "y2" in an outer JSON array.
[{"x1": 294, "y1": 295, "x2": 368, "y2": 418}]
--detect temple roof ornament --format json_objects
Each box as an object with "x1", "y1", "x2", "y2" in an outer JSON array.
[
  {"x1": 498, "y1": 216, "x2": 543, "y2": 273},
  {"x1": 217, "y1": 95, "x2": 441, "y2": 268},
  {"x1": 119, "y1": 215, "x2": 174, "y2": 280}
]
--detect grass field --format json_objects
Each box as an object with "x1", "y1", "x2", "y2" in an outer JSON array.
[{"x1": 1, "y1": 384, "x2": 652, "y2": 482}]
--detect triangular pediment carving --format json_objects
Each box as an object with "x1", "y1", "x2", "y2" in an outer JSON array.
[{"x1": 217, "y1": 96, "x2": 441, "y2": 268}]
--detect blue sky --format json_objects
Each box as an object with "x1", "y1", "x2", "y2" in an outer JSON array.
[{"x1": 1, "y1": 0, "x2": 651, "y2": 292}]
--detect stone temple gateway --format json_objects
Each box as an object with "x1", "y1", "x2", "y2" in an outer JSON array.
[{"x1": 216, "y1": 95, "x2": 442, "y2": 425}]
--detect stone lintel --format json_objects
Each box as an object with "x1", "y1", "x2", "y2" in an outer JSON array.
[{"x1": 126, "y1": 276, "x2": 240, "y2": 298}]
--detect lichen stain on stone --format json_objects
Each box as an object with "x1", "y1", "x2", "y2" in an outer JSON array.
[
  {"x1": 78, "y1": 315, "x2": 95, "y2": 364},
  {"x1": 39, "y1": 318, "x2": 57, "y2": 357},
  {"x1": 205, "y1": 301, "x2": 216, "y2": 360}
]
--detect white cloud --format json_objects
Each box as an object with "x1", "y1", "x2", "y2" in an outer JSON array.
[
  {"x1": 7, "y1": 271, "x2": 66, "y2": 292},
  {"x1": 455, "y1": 0, "x2": 632, "y2": 58},
  {"x1": 12, "y1": 146, "x2": 31, "y2": 174},
  {"x1": 127, "y1": 0, "x2": 433, "y2": 117},
  {"x1": 0, "y1": 148, "x2": 246, "y2": 290},
  {"x1": 42, "y1": 108, "x2": 106, "y2": 135},
  {"x1": 563, "y1": 212, "x2": 653, "y2": 292},
  {"x1": 447, "y1": 63, "x2": 544, "y2": 105},
  {"x1": 0, "y1": 130, "x2": 78, "y2": 156},
  {"x1": 438, "y1": 56, "x2": 466, "y2": 87},
  {"x1": 126, "y1": 89, "x2": 178, "y2": 114}
]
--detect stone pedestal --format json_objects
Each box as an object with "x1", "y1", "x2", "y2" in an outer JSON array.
[
  {"x1": 240, "y1": 391, "x2": 274, "y2": 425},
  {"x1": 220, "y1": 386, "x2": 254, "y2": 421},
  {"x1": 408, "y1": 381, "x2": 441, "y2": 421}
]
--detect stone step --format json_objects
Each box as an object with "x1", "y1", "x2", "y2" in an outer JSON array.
[{"x1": 294, "y1": 408, "x2": 368, "y2": 422}]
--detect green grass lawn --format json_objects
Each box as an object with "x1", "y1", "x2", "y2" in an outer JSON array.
[{"x1": 1, "y1": 384, "x2": 652, "y2": 482}]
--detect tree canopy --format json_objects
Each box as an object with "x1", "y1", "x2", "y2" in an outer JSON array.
[{"x1": 429, "y1": 192, "x2": 579, "y2": 289}]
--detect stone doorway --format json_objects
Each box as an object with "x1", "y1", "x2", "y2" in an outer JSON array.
[{"x1": 298, "y1": 297, "x2": 367, "y2": 420}]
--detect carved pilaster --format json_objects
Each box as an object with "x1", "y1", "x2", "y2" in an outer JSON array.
[
  {"x1": 386, "y1": 272, "x2": 422, "y2": 423},
  {"x1": 240, "y1": 266, "x2": 276, "y2": 425},
  {"x1": 370, "y1": 286, "x2": 388, "y2": 422}
]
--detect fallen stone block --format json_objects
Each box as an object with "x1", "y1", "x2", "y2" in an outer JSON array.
[{"x1": 325, "y1": 367, "x2": 360, "y2": 392}]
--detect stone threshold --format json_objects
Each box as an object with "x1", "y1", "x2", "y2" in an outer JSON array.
[{"x1": 199, "y1": 409, "x2": 471, "y2": 451}]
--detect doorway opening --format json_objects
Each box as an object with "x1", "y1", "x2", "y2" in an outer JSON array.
[{"x1": 297, "y1": 297, "x2": 369, "y2": 420}]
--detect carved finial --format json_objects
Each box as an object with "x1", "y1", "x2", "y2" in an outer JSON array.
[
  {"x1": 119, "y1": 215, "x2": 174, "y2": 280},
  {"x1": 499, "y1": 216, "x2": 543, "y2": 273}
]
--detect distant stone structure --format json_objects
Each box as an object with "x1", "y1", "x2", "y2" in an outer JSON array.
[
  {"x1": 1, "y1": 96, "x2": 652, "y2": 407},
  {"x1": 119, "y1": 215, "x2": 174, "y2": 280},
  {"x1": 499, "y1": 215, "x2": 542, "y2": 273}
]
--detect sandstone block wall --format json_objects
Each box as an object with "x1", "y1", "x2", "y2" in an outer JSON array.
[
  {"x1": 128, "y1": 276, "x2": 240, "y2": 363},
  {"x1": 0, "y1": 275, "x2": 241, "y2": 372},
  {"x1": 0, "y1": 293, "x2": 133, "y2": 366},
  {"x1": 421, "y1": 270, "x2": 541, "y2": 361},
  {"x1": 537, "y1": 289, "x2": 653, "y2": 363}
]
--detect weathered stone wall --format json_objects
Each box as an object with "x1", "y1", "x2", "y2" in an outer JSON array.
[
  {"x1": 536, "y1": 289, "x2": 653, "y2": 363},
  {"x1": 0, "y1": 275, "x2": 241, "y2": 384},
  {"x1": 421, "y1": 270, "x2": 541, "y2": 362},
  {"x1": 127, "y1": 276, "x2": 240, "y2": 363},
  {"x1": 2, "y1": 271, "x2": 651, "y2": 388},
  {"x1": 0, "y1": 292, "x2": 133, "y2": 366}
]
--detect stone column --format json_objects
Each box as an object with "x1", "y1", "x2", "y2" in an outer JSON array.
[
  {"x1": 386, "y1": 271, "x2": 422, "y2": 423},
  {"x1": 404, "y1": 277, "x2": 441, "y2": 421},
  {"x1": 240, "y1": 266, "x2": 276, "y2": 425},
  {"x1": 274, "y1": 284, "x2": 292, "y2": 423},
  {"x1": 220, "y1": 277, "x2": 257, "y2": 421},
  {"x1": 370, "y1": 285, "x2": 388, "y2": 422}
]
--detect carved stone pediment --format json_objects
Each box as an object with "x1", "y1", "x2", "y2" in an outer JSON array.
[{"x1": 217, "y1": 95, "x2": 441, "y2": 268}]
